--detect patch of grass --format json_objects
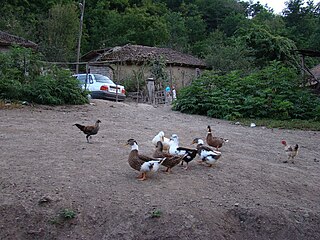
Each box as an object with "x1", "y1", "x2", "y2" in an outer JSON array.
[
  {"x1": 237, "y1": 118, "x2": 320, "y2": 131},
  {"x1": 49, "y1": 208, "x2": 76, "y2": 225},
  {"x1": 60, "y1": 208, "x2": 76, "y2": 219},
  {"x1": 151, "y1": 210, "x2": 162, "y2": 218}
]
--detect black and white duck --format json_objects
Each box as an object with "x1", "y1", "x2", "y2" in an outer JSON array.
[
  {"x1": 192, "y1": 138, "x2": 222, "y2": 167},
  {"x1": 168, "y1": 134, "x2": 197, "y2": 170}
]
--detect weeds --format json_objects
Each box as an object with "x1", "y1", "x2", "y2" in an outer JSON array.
[
  {"x1": 151, "y1": 210, "x2": 162, "y2": 218},
  {"x1": 49, "y1": 208, "x2": 76, "y2": 225}
]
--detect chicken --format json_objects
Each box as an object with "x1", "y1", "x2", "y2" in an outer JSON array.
[
  {"x1": 126, "y1": 139, "x2": 165, "y2": 180},
  {"x1": 206, "y1": 125, "x2": 228, "y2": 150},
  {"x1": 192, "y1": 138, "x2": 221, "y2": 167},
  {"x1": 281, "y1": 140, "x2": 299, "y2": 163},
  {"x1": 168, "y1": 134, "x2": 197, "y2": 170},
  {"x1": 153, "y1": 141, "x2": 184, "y2": 173},
  {"x1": 74, "y1": 120, "x2": 101, "y2": 143},
  {"x1": 152, "y1": 131, "x2": 171, "y2": 152}
]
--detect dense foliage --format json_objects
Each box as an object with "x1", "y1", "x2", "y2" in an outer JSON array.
[
  {"x1": 1, "y1": 0, "x2": 319, "y2": 68},
  {"x1": 0, "y1": 48, "x2": 88, "y2": 105},
  {"x1": 173, "y1": 62, "x2": 320, "y2": 121}
]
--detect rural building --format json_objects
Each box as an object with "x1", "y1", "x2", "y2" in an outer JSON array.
[
  {"x1": 0, "y1": 30, "x2": 38, "y2": 52},
  {"x1": 81, "y1": 44, "x2": 207, "y2": 90}
]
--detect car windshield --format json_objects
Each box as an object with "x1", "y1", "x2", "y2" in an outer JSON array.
[{"x1": 94, "y1": 74, "x2": 114, "y2": 84}]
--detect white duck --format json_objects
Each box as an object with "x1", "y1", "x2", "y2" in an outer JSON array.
[{"x1": 152, "y1": 131, "x2": 171, "y2": 151}]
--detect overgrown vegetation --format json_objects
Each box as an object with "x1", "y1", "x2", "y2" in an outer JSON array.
[
  {"x1": 173, "y1": 62, "x2": 320, "y2": 121},
  {"x1": 0, "y1": 47, "x2": 89, "y2": 105}
]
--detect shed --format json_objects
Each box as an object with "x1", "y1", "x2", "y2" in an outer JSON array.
[{"x1": 81, "y1": 44, "x2": 207, "y2": 90}]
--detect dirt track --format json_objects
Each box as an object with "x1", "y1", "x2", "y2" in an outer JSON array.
[{"x1": 1, "y1": 99, "x2": 320, "y2": 240}]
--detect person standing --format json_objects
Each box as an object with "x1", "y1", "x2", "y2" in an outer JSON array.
[{"x1": 172, "y1": 86, "x2": 177, "y2": 100}]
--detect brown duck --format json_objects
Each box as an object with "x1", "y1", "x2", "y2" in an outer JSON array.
[
  {"x1": 206, "y1": 126, "x2": 228, "y2": 151},
  {"x1": 74, "y1": 120, "x2": 101, "y2": 143},
  {"x1": 153, "y1": 141, "x2": 183, "y2": 173},
  {"x1": 126, "y1": 139, "x2": 165, "y2": 181}
]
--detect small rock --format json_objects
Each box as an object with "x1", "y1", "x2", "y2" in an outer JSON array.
[{"x1": 38, "y1": 196, "x2": 53, "y2": 204}]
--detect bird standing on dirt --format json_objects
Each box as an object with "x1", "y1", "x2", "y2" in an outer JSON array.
[
  {"x1": 192, "y1": 138, "x2": 222, "y2": 167},
  {"x1": 281, "y1": 140, "x2": 299, "y2": 163},
  {"x1": 152, "y1": 131, "x2": 171, "y2": 152},
  {"x1": 206, "y1": 126, "x2": 228, "y2": 151},
  {"x1": 153, "y1": 141, "x2": 184, "y2": 173},
  {"x1": 74, "y1": 120, "x2": 101, "y2": 143},
  {"x1": 168, "y1": 134, "x2": 197, "y2": 170},
  {"x1": 126, "y1": 139, "x2": 165, "y2": 181}
]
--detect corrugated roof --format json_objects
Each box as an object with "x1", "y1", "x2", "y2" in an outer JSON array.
[
  {"x1": 84, "y1": 44, "x2": 207, "y2": 68},
  {"x1": 0, "y1": 31, "x2": 38, "y2": 49}
]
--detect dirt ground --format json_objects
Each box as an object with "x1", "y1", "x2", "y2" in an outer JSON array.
[{"x1": 1, "y1": 99, "x2": 320, "y2": 240}]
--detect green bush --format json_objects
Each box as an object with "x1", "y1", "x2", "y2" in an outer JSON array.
[
  {"x1": 0, "y1": 47, "x2": 88, "y2": 105},
  {"x1": 173, "y1": 61, "x2": 320, "y2": 121}
]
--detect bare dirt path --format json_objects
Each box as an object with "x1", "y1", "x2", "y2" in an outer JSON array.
[{"x1": 1, "y1": 99, "x2": 320, "y2": 240}]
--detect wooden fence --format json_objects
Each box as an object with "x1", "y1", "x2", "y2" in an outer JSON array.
[{"x1": 127, "y1": 90, "x2": 170, "y2": 105}]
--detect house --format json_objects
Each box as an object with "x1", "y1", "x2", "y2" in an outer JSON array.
[
  {"x1": 0, "y1": 30, "x2": 38, "y2": 52},
  {"x1": 296, "y1": 49, "x2": 320, "y2": 88},
  {"x1": 81, "y1": 44, "x2": 207, "y2": 90}
]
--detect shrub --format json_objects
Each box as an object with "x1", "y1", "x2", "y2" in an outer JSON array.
[
  {"x1": 0, "y1": 47, "x2": 88, "y2": 105},
  {"x1": 173, "y1": 61, "x2": 320, "y2": 121}
]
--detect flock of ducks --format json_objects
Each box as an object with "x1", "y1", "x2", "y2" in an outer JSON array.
[
  {"x1": 73, "y1": 120, "x2": 299, "y2": 181},
  {"x1": 126, "y1": 126, "x2": 229, "y2": 180},
  {"x1": 73, "y1": 120, "x2": 228, "y2": 181}
]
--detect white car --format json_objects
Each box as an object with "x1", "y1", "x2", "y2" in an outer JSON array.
[{"x1": 73, "y1": 73, "x2": 126, "y2": 101}]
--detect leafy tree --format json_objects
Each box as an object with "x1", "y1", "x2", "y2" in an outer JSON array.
[
  {"x1": 39, "y1": 3, "x2": 79, "y2": 62},
  {"x1": 163, "y1": 12, "x2": 188, "y2": 51},
  {"x1": 121, "y1": 6, "x2": 169, "y2": 46},
  {"x1": 194, "y1": 0, "x2": 246, "y2": 31},
  {"x1": 283, "y1": 0, "x2": 320, "y2": 49},
  {"x1": 203, "y1": 30, "x2": 254, "y2": 73},
  {"x1": 239, "y1": 24, "x2": 298, "y2": 68}
]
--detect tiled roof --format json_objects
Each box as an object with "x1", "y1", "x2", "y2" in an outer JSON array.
[
  {"x1": 83, "y1": 44, "x2": 207, "y2": 68},
  {"x1": 0, "y1": 31, "x2": 37, "y2": 49}
]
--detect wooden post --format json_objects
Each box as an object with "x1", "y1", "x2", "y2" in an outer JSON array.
[
  {"x1": 146, "y1": 77, "x2": 155, "y2": 104},
  {"x1": 301, "y1": 54, "x2": 305, "y2": 82}
]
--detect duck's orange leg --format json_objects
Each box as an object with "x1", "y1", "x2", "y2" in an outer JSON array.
[{"x1": 138, "y1": 172, "x2": 147, "y2": 181}]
